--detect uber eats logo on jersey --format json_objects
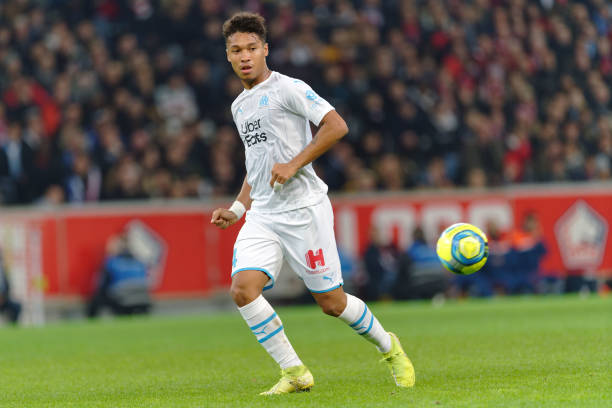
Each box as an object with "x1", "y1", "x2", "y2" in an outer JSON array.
[{"x1": 240, "y1": 118, "x2": 267, "y2": 147}]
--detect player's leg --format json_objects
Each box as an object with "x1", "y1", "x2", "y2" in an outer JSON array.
[
  {"x1": 311, "y1": 285, "x2": 415, "y2": 387},
  {"x1": 278, "y1": 198, "x2": 414, "y2": 387},
  {"x1": 276, "y1": 198, "x2": 392, "y2": 351},
  {"x1": 310, "y1": 286, "x2": 390, "y2": 349},
  {"x1": 230, "y1": 268, "x2": 269, "y2": 307},
  {"x1": 231, "y1": 217, "x2": 313, "y2": 394}
]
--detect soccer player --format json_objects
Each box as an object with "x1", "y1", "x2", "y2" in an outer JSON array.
[{"x1": 211, "y1": 12, "x2": 415, "y2": 395}]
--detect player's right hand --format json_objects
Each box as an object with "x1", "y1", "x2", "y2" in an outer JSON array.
[{"x1": 210, "y1": 208, "x2": 239, "y2": 230}]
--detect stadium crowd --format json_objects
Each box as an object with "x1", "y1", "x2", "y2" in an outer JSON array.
[{"x1": 1, "y1": 0, "x2": 611, "y2": 205}]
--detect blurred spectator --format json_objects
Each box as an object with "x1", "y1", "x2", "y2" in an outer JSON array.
[
  {"x1": 361, "y1": 226, "x2": 399, "y2": 301},
  {"x1": 337, "y1": 246, "x2": 357, "y2": 294},
  {"x1": 0, "y1": 247, "x2": 21, "y2": 324},
  {"x1": 155, "y1": 73, "x2": 198, "y2": 125},
  {"x1": 482, "y1": 220, "x2": 513, "y2": 295},
  {"x1": 395, "y1": 226, "x2": 448, "y2": 300},
  {"x1": 65, "y1": 151, "x2": 101, "y2": 202},
  {"x1": 454, "y1": 220, "x2": 506, "y2": 297},
  {"x1": 104, "y1": 156, "x2": 147, "y2": 200},
  {"x1": 0, "y1": 121, "x2": 35, "y2": 203},
  {"x1": 505, "y1": 212, "x2": 548, "y2": 294},
  {"x1": 36, "y1": 184, "x2": 65, "y2": 206},
  {"x1": 86, "y1": 232, "x2": 151, "y2": 318}
]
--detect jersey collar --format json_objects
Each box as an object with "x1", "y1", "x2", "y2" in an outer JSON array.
[{"x1": 243, "y1": 71, "x2": 275, "y2": 93}]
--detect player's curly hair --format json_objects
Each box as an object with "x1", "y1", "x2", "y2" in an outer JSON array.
[{"x1": 222, "y1": 12, "x2": 267, "y2": 43}]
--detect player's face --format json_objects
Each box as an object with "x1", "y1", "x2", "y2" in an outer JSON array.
[{"x1": 226, "y1": 32, "x2": 269, "y2": 87}]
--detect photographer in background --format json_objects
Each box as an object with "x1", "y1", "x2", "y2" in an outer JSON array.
[
  {"x1": 0, "y1": 248, "x2": 22, "y2": 324},
  {"x1": 506, "y1": 213, "x2": 548, "y2": 294},
  {"x1": 395, "y1": 227, "x2": 448, "y2": 300},
  {"x1": 86, "y1": 233, "x2": 151, "y2": 318},
  {"x1": 362, "y1": 226, "x2": 400, "y2": 301}
]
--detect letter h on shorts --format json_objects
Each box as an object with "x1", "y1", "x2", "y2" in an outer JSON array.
[{"x1": 305, "y1": 248, "x2": 325, "y2": 269}]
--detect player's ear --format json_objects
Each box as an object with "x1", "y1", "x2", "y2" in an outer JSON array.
[
  {"x1": 226, "y1": 47, "x2": 231, "y2": 62},
  {"x1": 264, "y1": 42, "x2": 269, "y2": 57}
]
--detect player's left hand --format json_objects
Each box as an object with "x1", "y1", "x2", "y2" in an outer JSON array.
[{"x1": 269, "y1": 162, "x2": 298, "y2": 188}]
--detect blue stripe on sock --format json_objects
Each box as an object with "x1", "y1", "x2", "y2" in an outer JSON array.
[
  {"x1": 258, "y1": 325, "x2": 284, "y2": 343},
  {"x1": 249, "y1": 312, "x2": 277, "y2": 330},
  {"x1": 359, "y1": 315, "x2": 375, "y2": 336},
  {"x1": 350, "y1": 305, "x2": 368, "y2": 328}
]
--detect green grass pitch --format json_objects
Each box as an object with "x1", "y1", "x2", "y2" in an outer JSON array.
[{"x1": 0, "y1": 295, "x2": 610, "y2": 407}]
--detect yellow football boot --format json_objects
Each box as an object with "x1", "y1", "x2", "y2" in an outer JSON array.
[
  {"x1": 259, "y1": 365, "x2": 314, "y2": 395},
  {"x1": 381, "y1": 332, "x2": 416, "y2": 387}
]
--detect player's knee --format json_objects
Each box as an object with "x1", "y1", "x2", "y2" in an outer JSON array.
[
  {"x1": 230, "y1": 284, "x2": 260, "y2": 307},
  {"x1": 319, "y1": 301, "x2": 344, "y2": 317}
]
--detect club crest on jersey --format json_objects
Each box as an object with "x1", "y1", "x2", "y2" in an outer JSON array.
[
  {"x1": 259, "y1": 95, "x2": 269, "y2": 107},
  {"x1": 240, "y1": 118, "x2": 267, "y2": 147},
  {"x1": 305, "y1": 90, "x2": 317, "y2": 101},
  {"x1": 305, "y1": 90, "x2": 321, "y2": 108}
]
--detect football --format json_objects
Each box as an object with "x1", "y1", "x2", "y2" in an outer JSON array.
[{"x1": 436, "y1": 223, "x2": 488, "y2": 275}]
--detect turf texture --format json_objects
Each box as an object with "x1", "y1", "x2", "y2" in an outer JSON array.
[{"x1": 0, "y1": 295, "x2": 610, "y2": 407}]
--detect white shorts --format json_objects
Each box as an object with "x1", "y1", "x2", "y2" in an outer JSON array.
[{"x1": 231, "y1": 196, "x2": 343, "y2": 293}]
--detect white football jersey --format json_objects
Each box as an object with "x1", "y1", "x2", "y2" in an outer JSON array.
[{"x1": 231, "y1": 71, "x2": 334, "y2": 213}]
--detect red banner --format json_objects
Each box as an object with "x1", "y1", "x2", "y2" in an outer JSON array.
[
  {"x1": 1, "y1": 185, "x2": 610, "y2": 298},
  {"x1": 334, "y1": 186, "x2": 611, "y2": 277},
  {"x1": 1, "y1": 206, "x2": 240, "y2": 297}
]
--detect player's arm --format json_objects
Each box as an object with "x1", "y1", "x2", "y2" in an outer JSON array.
[
  {"x1": 211, "y1": 176, "x2": 253, "y2": 230},
  {"x1": 269, "y1": 110, "x2": 348, "y2": 187}
]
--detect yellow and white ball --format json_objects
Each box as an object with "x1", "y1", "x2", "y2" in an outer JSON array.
[{"x1": 436, "y1": 223, "x2": 488, "y2": 275}]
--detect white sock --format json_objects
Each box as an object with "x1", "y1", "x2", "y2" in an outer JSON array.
[
  {"x1": 238, "y1": 295, "x2": 303, "y2": 369},
  {"x1": 338, "y1": 293, "x2": 392, "y2": 353}
]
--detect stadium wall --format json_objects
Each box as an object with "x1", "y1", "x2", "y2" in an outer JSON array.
[{"x1": 0, "y1": 183, "x2": 610, "y2": 307}]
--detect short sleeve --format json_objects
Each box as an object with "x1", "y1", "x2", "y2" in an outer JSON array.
[{"x1": 280, "y1": 79, "x2": 334, "y2": 126}]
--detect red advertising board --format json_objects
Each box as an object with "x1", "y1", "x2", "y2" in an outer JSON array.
[
  {"x1": 1, "y1": 184, "x2": 610, "y2": 299},
  {"x1": 41, "y1": 206, "x2": 242, "y2": 296},
  {"x1": 334, "y1": 186, "x2": 611, "y2": 278}
]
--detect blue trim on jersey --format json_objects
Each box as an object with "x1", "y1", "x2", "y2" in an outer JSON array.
[
  {"x1": 309, "y1": 283, "x2": 343, "y2": 294},
  {"x1": 359, "y1": 315, "x2": 375, "y2": 336},
  {"x1": 250, "y1": 313, "x2": 277, "y2": 331},
  {"x1": 232, "y1": 267, "x2": 275, "y2": 289},
  {"x1": 350, "y1": 304, "x2": 368, "y2": 328},
  {"x1": 258, "y1": 325, "x2": 284, "y2": 343}
]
